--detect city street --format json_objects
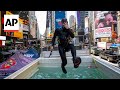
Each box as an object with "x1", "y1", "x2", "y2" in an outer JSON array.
[
  {"x1": 91, "y1": 54, "x2": 120, "y2": 68},
  {"x1": 1, "y1": 11, "x2": 120, "y2": 79}
]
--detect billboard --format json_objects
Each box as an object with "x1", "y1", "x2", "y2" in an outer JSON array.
[
  {"x1": 24, "y1": 48, "x2": 40, "y2": 59},
  {"x1": 97, "y1": 42, "x2": 106, "y2": 49},
  {"x1": 0, "y1": 52, "x2": 34, "y2": 78},
  {"x1": 55, "y1": 11, "x2": 66, "y2": 29},
  {"x1": 94, "y1": 11, "x2": 117, "y2": 38},
  {"x1": 14, "y1": 32, "x2": 23, "y2": 39}
]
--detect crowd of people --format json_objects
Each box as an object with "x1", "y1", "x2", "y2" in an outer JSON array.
[{"x1": 0, "y1": 43, "x2": 41, "y2": 63}]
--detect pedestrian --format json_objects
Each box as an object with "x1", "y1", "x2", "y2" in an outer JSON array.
[{"x1": 50, "y1": 18, "x2": 81, "y2": 74}]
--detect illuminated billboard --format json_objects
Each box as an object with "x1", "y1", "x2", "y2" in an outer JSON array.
[
  {"x1": 55, "y1": 11, "x2": 66, "y2": 29},
  {"x1": 94, "y1": 11, "x2": 117, "y2": 38}
]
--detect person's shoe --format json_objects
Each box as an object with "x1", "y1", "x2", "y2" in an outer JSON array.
[
  {"x1": 73, "y1": 57, "x2": 81, "y2": 68},
  {"x1": 61, "y1": 65, "x2": 67, "y2": 74}
]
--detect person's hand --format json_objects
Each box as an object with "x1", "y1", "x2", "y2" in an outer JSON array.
[
  {"x1": 97, "y1": 22, "x2": 104, "y2": 28},
  {"x1": 50, "y1": 46, "x2": 53, "y2": 51},
  {"x1": 64, "y1": 22, "x2": 69, "y2": 29}
]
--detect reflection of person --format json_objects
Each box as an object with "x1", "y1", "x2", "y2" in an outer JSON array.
[{"x1": 50, "y1": 18, "x2": 79, "y2": 74}]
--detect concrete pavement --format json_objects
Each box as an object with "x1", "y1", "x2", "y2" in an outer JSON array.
[{"x1": 41, "y1": 49, "x2": 90, "y2": 58}]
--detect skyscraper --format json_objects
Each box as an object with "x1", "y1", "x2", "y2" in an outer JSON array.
[
  {"x1": 29, "y1": 11, "x2": 37, "y2": 38},
  {"x1": 46, "y1": 11, "x2": 52, "y2": 38},
  {"x1": 85, "y1": 11, "x2": 88, "y2": 17},
  {"x1": 76, "y1": 11, "x2": 88, "y2": 42},
  {"x1": 69, "y1": 15, "x2": 76, "y2": 31}
]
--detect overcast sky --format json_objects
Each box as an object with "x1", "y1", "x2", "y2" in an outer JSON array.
[{"x1": 35, "y1": 11, "x2": 77, "y2": 35}]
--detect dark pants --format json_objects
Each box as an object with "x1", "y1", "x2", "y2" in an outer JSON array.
[{"x1": 58, "y1": 44, "x2": 76, "y2": 67}]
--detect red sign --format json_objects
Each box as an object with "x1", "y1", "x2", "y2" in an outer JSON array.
[{"x1": 95, "y1": 27, "x2": 111, "y2": 38}]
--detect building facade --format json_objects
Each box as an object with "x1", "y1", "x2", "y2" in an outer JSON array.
[
  {"x1": 77, "y1": 11, "x2": 86, "y2": 42},
  {"x1": 0, "y1": 11, "x2": 1, "y2": 36},
  {"x1": 36, "y1": 22, "x2": 40, "y2": 40},
  {"x1": 117, "y1": 11, "x2": 120, "y2": 37},
  {"x1": 88, "y1": 11, "x2": 95, "y2": 44},
  {"x1": 69, "y1": 15, "x2": 76, "y2": 31},
  {"x1": 29, "y1": 11, "x2": 37, "y2": 38}
]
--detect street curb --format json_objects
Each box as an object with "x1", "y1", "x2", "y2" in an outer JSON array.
[{"x1": 92, "y1": 55, "x2": 120, "y2": 79}]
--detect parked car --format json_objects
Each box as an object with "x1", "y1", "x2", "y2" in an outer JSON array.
[
  {"x1": 91, "y1": 47, "x2": 101, "y2": 56},
  {"x1": 99, "y1": 46, "x2": 120, "y2": 63},
  {"x1": 117, "y1": 60, "x2": 120, "y2": 67},
  {"x1": 99, "y1": 50, "x2": 111, "y2": 60}
]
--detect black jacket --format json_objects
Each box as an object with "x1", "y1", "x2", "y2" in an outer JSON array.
[{"x1": 51, "y1": 27, "x2": 74, "y2": 47}]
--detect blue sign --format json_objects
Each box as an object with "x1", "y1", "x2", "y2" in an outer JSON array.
[
  {"x1": 24, "y1": 48, "x2": 40, "y2": 59},
  {"x1": 55, "y1": 11, "x2": 66, "y2": 29},
  {"x1": 110, "y1": 44, "x2": 120, "y2": 48}
]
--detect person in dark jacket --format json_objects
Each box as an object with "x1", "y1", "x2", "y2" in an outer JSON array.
[{"x1": 50, "y1": 18, "x2": 77, "y2": 74}]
